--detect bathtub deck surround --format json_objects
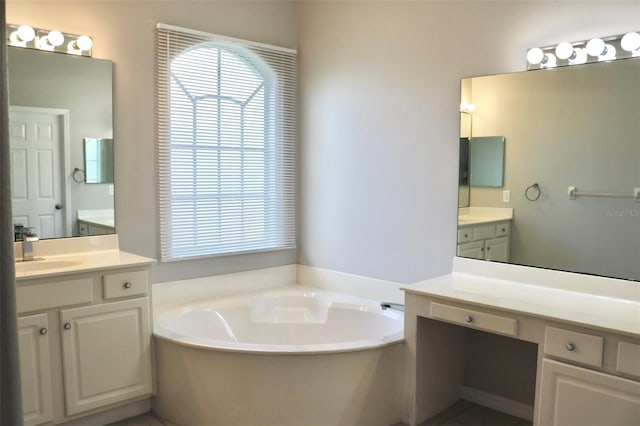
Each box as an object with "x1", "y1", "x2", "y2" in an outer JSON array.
[
  {"x1": 152, "y1": 263, "x2": 405, "y2": 307},
  {"x1": 15, "y1": 235, "x2": 156, "y2": 426},
  {"x1": 402, "y1": 257, "x2": 640, "y2": 426}
]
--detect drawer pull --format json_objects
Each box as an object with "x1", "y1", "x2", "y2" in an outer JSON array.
[
  {"x1": 464, "y1": 233, "x2": 469, "y2": 238},
  {"x1": 63, "y1": 322, "x2": 72, "y2": 330},
  {"x1": 123, "y1": 282, "x2": 132, "y2": 289},
  {"x1": 465, "y1": 315, "x2": 473, "y2": 323},
  {"x1": 39, "y1": 327, "x2": 48, "y2": 335},
  {"x1": 565, "y1": 343, "x2": 575, "y2": 352}
]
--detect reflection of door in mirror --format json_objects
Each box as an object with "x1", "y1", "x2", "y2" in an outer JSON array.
[
  {"x1": 458, "y1": 110, "x2": 472, "y2": 207},
  {"x1": 10, "y1": 106, "x2": 71, "y2": 239}
]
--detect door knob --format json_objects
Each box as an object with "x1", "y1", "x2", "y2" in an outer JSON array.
[{"x1": 55, "y1": 203, "x2": 63, "y2": 210}]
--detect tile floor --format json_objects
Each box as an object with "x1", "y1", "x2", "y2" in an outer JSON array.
[
  {"x1": 416, "y1": 400, "x2": 532, "y2": 426},
  {"x1": 110, "y1": 400, "x2": 532, "y2": 426}
]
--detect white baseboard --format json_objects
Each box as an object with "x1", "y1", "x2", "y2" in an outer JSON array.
[{"x1": 460, "y1": 386, "x2": 533, "y2": 421}]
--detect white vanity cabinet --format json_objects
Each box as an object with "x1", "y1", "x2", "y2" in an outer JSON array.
[
  {"x1": 457, "y1": 221, "x2": 510, "y2": 262},
  {"x1": 16, "y1": 264, "x2": 153, "y2": 425},
  {"x1": 18, "y1": 314, "x2": 54, "y2": 426},
  {"x1": 402, "y1": 263, "x2": 640, "y2": 426},
  {"x1": 537, "y1": 327, "x2": 640, "y2": 426}
]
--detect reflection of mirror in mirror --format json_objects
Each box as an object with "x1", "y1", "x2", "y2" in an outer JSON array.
[
  {"x1": 458, "y1": 58, "x2": 640, "y2": 282},
  {"x1": 470, "y1": 136, "x2": 505, "y2": 187},
  {"x1": 8, "y1": 47, "x2": 114, "y2": 239},
  {"x1": 84, "y1": 138, "x2": 114, "y2": 184}
]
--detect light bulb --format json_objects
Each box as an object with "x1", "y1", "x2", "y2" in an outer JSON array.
[
  {"x1": 586, "y1": 38, "x2": 606, "y2": 56},
  {"x1": 569, "y1": 48, "x2": 588, "y2": 65},
  {"x1": 67, "y1": 40, "x2": 81, "y2": 55},
  {"x1": 555, "y1": 42, "x2": 575, "y2": 60},
  {"x1": 47, "y1": 30, "x2": 65, "y2": 47},
  {"x1": 598, "y1": 44, "x2": 616, "y2": 61},
  {"x1": 16, "y1": 25, "x2": 35, "y2": 42},
  {"x1": 541, "y1": 53, "x2": 557, "y2": 68},
  {"x1": 9, "y1": 31, "x2": 26, "y2": 47},
  {"x1": 621, "y1": 32, "x2": 640, "y2": 52},
  {"x1": 526, "y1": 47, "x2": 545, "y2": 65},
  {"x1": 76, "y1": 35, "x2": 92, "y2": 51}
]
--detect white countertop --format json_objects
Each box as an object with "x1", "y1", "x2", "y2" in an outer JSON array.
[
  {"x1": 77, "y1": 209, "x2": 115, "y2": 228},
  {"x1": 402, "y1": 259, "x2": 640, "y2": 337},
  {"x1": 15, "y1": 250, "x2": 155, "y2": 281},
  {"x1": 458, "y1": 206, "x2": 513, "y2": 227}
]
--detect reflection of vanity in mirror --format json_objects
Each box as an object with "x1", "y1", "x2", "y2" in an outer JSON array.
[
  {"x1": 458, "y1": 57, "x2": 640, "y2": 282},
  {"x1": 8, "y1": 47, "x2": 115, "y2": 240}
]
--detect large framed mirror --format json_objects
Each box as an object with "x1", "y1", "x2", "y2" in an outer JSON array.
[
  {"x1": 457, "y1": 57, "x2": 639, "y2": 282},
  {"x1": 8, "y1": 47, "x2": 114, "y2": 240}
]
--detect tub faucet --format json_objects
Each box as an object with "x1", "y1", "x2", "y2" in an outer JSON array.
[
  {"x1": 22, "y1": 228, "x2": 39, "y2": 261},
  {"x1": 380, "y1": 302, "x2": 405, "y2": 312}
]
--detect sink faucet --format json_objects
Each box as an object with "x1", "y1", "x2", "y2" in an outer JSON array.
[
  {"x1": 22, "y1": 228, "x2": 39, "y2": 261},
  {"x1": 380, "y1": 302, "x2": 405, "y2": 312}
]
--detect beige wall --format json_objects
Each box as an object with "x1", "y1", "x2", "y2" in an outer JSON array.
[
  {"x1": 297, "y1": 1, "x2": 640, "y2": 283},
  {"x1": 7, "y1": 1, "x2": 639, "y2": 284},
  {"x1": 7, "y1": 0, "x2": 297, "y2": 283}
]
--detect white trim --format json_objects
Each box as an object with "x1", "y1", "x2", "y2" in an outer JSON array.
[
  {"x1": 156, "y1": 23, "x2": 297, "y2": 55},
  {"x1": 460, "y1": 386, "x2": 534, "y2": 421},
  {"x1": 9, "y1": 105, "x2": 73, "y2": 238}
]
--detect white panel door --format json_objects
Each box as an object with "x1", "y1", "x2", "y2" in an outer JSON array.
[
  {"x1": 10, "y1": 107, "x2": 66, "y2": 239},
  {"x1": 60, "y1": 298, "x2": 153, "y2": 415},
  {"x1": 18, "y1": 314, "x2": 53, "y2": 426},
  {"x1": 538, "y1": 359, "x2": 640, "y2": 426}
]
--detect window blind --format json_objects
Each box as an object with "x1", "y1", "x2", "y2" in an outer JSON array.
[{"x1": 156, "y1": 24, "x2": 296, "y2": 261}]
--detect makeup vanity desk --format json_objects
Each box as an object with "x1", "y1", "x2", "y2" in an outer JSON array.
[{"x1": 402, "y1": 257, "x2": 640, "y2": 426}]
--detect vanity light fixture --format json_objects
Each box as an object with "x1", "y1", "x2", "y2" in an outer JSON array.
[
  {"x1": 6, "y1": 24, "x2": 93, "y2": 57},
  {"x1": 526, "y1": 31, "x2": 639, "y2": 70}
]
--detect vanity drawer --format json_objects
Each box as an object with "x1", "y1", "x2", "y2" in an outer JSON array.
[
  {"x1": 495, "y1": 222, "x2": 510, "y2": 237},
  {"x1": 457, "y1": 228, "x2": 473, "y2": 243},
  {"x1": 431, "y1": 302, "x2": 518, "y2": 337},
  {"x1": 617, "y1": 341, "x2": 640, "y2": 378},
  {"x1": 17, "y1": 278, "x2": 94, "y2": 314},
  {"x1": 471, "y1": 224, "x2": 495, "y2": 241},
  {"x1": 103, "y1": 270, "x2": 148, "y2": 300},
  {"x1": 544, "y1": 326, "x2": 603, "y2": 368}
]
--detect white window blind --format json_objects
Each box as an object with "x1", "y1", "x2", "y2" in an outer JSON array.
[{"x1": 156, "y1": 24, "x2": 296, "y2": 261}]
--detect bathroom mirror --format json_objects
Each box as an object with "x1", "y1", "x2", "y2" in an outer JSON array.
[
  {"x1": 457, "y1": 58, "x2": 640, "y2": 281},
  {"x1": 8, "y1": 47, "x2": 115, "y2": 239}
]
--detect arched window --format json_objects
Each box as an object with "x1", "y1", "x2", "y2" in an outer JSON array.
[{"x1": 157, "y1": 26, "x2": 296, "y2": 260}]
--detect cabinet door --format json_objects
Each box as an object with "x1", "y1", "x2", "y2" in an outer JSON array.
[
  {"x1": 18, "y1": 314, "x2": 53, "y2": 426},
  {"x1": 538, "y1": 359, "x2": 640, "y2": 426},
  {"x1": 457, "y1": 241, "x2": 485, "y2": 259},
  {"x1": 485, "y1": 237, "x2": 509, "y2": 262},
  {"x1": 60, "y1": 298, "x2": 152, "y2": 415}
]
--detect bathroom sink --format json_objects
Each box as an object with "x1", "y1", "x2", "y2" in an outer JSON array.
[{"x1": 15, "y1": 258, "x2": 81, "y2": 273}]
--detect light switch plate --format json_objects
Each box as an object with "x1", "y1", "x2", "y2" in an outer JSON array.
[{"x1": 502, "y1": 190, "x2": 510, "y2": 203}]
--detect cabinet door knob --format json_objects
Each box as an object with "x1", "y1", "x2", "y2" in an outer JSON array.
[
  {"x1": 565, "y1": 343, "x2": 575, "y2": 352},
  {"x1": 464, "y1": 233, "x2": 468, "y2": 238},
  {"x1": 465, "y1": 315, "x2": 473, "y2": 323},
  {"x1": 39, "y1": 327, "x2": 48, "y2": 335},
  {"x1": 123, "y1": 282, "x2": 132, "y2": 289},
  {"x1": 502, "y1": 228, "x2": 506, "y2": 232},
  {"x1": 63, "y1": 322, "x2": 72, "y2": 330}
]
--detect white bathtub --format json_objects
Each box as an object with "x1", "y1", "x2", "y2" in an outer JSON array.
[{"x1": 152, "y1": 286, "x2": 405, "y2": 426}]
